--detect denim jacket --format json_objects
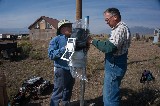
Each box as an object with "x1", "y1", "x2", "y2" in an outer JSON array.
[{"x1": 48, "y1": 34, "x2": 70, "y2": 70}]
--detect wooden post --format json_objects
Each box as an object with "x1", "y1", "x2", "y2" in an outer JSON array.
[
  {"x1": 80, "y1": 68, "x2": 86, "y2": 106},
  {"x1": 0, "y1": 71, "x2": 9, "y2": 106},
  {"x1": 76, "y1": 0, "x2": 82, "y2": 20}
]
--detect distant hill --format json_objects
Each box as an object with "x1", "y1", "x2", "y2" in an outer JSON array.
[
  {"x1": 0, "y1": 26, "x2": 155, "y2": 35},
  {"x1": 96, "y1": 26, "x2": 155, "y2": 36},
  {"x1": 130, "y1": 26, "x2": 154, "y2": 35},
  {"x1": 0, "y1": 28, "x2": 29, "y2": 34}
]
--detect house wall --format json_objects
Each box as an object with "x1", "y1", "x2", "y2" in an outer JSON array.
[
  {"x1": 29, "y1": 18, "x2": 58, "y2": 40},
  {"x1": 29, "y1": 29, "x2": 57, "y2": 40},
  {"x1": 40, "y1": 20, "x2": 45, "y2": 29}
]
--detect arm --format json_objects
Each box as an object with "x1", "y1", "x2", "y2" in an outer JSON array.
[
  {"x1": 48, "y1": 37, "x2": 66, "y2": 60},
  {"x1": 92, "y1": 39, "x2": 117, "y2": 53}
]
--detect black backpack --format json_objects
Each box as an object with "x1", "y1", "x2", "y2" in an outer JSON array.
[
  {"x1": 140, "y1": 70, "x2": 155, "y2": 83},
  {"x1": 70, "y1": 28, "x2": 89, "y2": 51}
]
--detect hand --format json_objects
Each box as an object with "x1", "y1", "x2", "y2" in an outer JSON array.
[
  {"x1": 87, "y1": 36, "x2": 93, "y2": 45},
  {"x1": 85, "y1": 36, "x2": 92, "y2": 51}
]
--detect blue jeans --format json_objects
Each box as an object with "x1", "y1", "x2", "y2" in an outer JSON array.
[
  {"x1": 103, "y1": 53, "x2": 127, "y2": 106},
  {"x1": 50, "y1": 67, "x2": 75, "y2": 106}
]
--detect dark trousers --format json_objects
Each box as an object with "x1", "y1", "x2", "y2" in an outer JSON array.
[{"x1": 50, "y1": 67, "x2": 75, "y2": 106}]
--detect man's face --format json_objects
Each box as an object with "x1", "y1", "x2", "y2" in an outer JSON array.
[
  {"x1": 61, "y1": 24, "x2": 72, "y2": 37},
  {"x1": 104, "y1": 12, "x2": 116, "y2": 28}
]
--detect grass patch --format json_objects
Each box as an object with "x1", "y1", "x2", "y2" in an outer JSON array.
[
  {"x1": 29, "y1": 49, "x2": 43, "y2": 60},
  {"x1": 156, "y1": 42, "x2": 160, "y2": 47}
]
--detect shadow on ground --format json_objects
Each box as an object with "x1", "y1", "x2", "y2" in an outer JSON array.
[{"x1": 71, "y1": 88, "x2": 160, "y2": 106}]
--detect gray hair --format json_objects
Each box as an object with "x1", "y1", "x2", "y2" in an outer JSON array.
[{"x1": 104, "y1": 8, "x2": 121, "y2": 19}]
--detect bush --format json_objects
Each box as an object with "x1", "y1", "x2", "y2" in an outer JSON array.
[
  {"x1": 18, "y1": 41, "x2": 32, "y2": 56},
  {"x1": 17, "y1": 41, "x2": 45, "y2": 60},
  {"x1": 21, "y1": 36, "x2": 30, "y2": 40}
]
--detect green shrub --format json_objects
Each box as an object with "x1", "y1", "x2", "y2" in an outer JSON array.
[
  {"x1": 18, "y1": 41, "x2": 32, "y2": 56},
  {"x1": 21, "y1": 36, "x2": 30, "y2": 40}
]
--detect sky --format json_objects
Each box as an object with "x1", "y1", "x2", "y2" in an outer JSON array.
[{"x1": 0, "y1": 0, "x2": 160, "y2": 34}]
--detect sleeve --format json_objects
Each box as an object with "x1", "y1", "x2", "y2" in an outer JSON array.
[
  {"x1": 92, "y1": 39, "x2": 117, "y2": 53},
  {"x1": 48, "y1": 37, "x2": 66, "y2": 60}
]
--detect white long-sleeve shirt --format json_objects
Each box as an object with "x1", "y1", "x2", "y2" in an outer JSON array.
[{"x1": 109, "y1": 21, "x2": 131, "y2": 56}]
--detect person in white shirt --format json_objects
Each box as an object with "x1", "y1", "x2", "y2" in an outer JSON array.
[{"x1": 87, "y1": 7, "x2": 131, "y2": 106}]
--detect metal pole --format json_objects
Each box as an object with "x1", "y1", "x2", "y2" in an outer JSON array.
[
  {"x1": 76, "y1": 0, "x2": 85, "y2": 106},
  {"x1": 80, "y1": 16, "x2": 89, "y2": 106},
  {"x1": 80, "y1": 68, "x2": 86, "y2": 106}
]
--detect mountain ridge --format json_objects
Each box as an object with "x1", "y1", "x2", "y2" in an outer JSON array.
[
  {"x1": 0, "y1": 26, "x2": 156, "y2": 35},
  {"x1": 129, "y1": 26, "x2": 155, "y2": 35},
  {"x1": 97, "y1": 26, "x2": 155, "y2": 35}
]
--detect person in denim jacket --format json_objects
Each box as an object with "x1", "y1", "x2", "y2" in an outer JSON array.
[
  {"x1": 48, "y1": 19, "x2": 75, "y2": 106},
  {"x1": 87, "y1": 8, "x2": 131, "y2": 106}
]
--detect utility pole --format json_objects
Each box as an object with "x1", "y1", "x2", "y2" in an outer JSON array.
[{"x1": 76, "y1": 0, "x2": 82, "y2": 20}]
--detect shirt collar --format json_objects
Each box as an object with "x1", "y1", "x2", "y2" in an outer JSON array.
[
  {"x1": 60, "y1": 34, "x2": 70, "y2": 39},
  {"x1": 112, "y1": 21, "x2": 122, "y2": 30}
]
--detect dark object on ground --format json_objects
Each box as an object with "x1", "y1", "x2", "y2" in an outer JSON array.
[
  {"x1": 0, "y1": 41, "x2": 22, "y2": 60},
  {"x1": 140, "y1": 70, "x2": 155, "y2": 83},
  {"x1": 12, "y1": 76, "x2": 50, "y2": 106}
]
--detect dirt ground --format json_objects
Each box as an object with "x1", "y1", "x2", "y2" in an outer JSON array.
[{"x1": 1, "y1": 40, "x2": 160, "y2": 106}]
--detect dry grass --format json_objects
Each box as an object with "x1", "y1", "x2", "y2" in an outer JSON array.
[{"x1": 0, "y1": 39, "x2": 160, "y2": 106}]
